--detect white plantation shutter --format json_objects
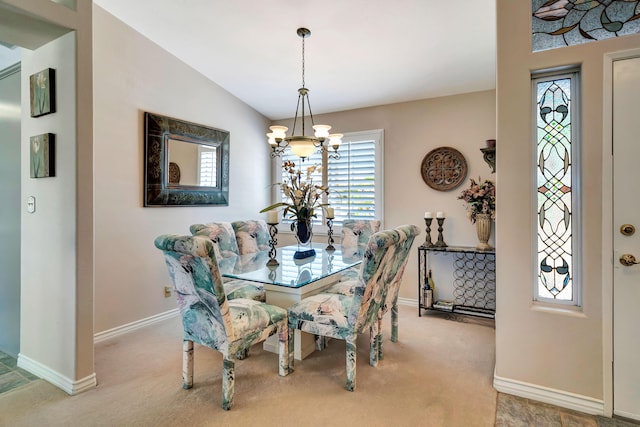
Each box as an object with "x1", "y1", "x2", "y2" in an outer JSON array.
[
  {"x1": 273, "y1": 129, "x2": 383, "y2": 228},
  {"x1": 327, "y1": 138, "x2": 377, "y2": 225},
  {"x1": 198, "y1": 145, "x2": 218, "y2": 187}
]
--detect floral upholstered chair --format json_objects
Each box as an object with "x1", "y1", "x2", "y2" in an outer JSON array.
[
  {"x1": 231, "y1": 220, "x2": 270, "y2": 255},
  {"x1": 339, "y1": 219, "x2": 382, "y2": 281},
  {"x1": 154, "y1": 234, "x2": 289, "y2": 410},
  {"x1": 287, "y1": 224, "x2": 420, "y2": 391},
  {"x1": 189, "y1": 222, "x2": 240, "y2": 258},
  {"x1": 190, "y1": 222, "x2": 266, "y2": 302}
]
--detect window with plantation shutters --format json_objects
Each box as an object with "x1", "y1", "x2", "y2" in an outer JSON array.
[
  {"x1": 276, "y1": 129, "x2": 383, "y2": 228},
  {"x1": 327, "y1": 136, "x2": 377, "y2": 225}
]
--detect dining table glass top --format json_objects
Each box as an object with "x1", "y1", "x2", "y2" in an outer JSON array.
[{"x1": 219, "y1": 243, "x2": 362, "y2": 288}]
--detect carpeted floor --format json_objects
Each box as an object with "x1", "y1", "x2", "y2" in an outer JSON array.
[{"x1": 0, "y1": 306, "x2": 498, "y2": 426}]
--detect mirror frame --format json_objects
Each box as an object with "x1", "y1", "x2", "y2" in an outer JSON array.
[{"x1": 144, "y1": 112, "x2": 230, "y2": 206}]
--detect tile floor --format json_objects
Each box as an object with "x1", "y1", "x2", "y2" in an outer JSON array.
[
  {"x1": 0, "y1": 351, "x2": 38, "y2": 395},
  {"x1": 496, "y1": 393, "x2": 640, "y2": 427}
]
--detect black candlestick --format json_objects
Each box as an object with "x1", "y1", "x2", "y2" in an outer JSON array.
[
  {"x1": 424, "y1": 217, "x2": 434, "y2": 247},
  {"x1": 434, "y1": 217, "x2": 447, "y2": 248},
  {"x1": 266, "y1": 223, "x2": 279, "y2": 266},
  {"x1": 326, "y1": 217, "x2": 335, "y2": 251}
]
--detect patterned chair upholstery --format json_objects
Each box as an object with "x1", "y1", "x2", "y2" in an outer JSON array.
[
  {"x1": 338, "y1": 219, "x2": 382, "y2": 282},
  {"x1": 287, "y1": 224, "x2": 420, "y2": 391},
  {"x1": 154, "y1": 234, "x2": 289, "y2": 410},
  {"x1": 190, "y1": 222, "x2": 266, "y2": 302},
  {"x1": 231, "y1": 220, "x2": 270, "y2": 255},
  {"x1": 325, "y1": 226, "x2": 415, "y2": 346}
]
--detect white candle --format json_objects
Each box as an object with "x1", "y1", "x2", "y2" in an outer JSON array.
[
  {"x1": 267, "y1": 210, "x2": 278, "y2": 224},
  {"x1": 436, "y1": 211, "x2": 445, "y2": 218},
  {"x1": 326, "y1": 207, "x2": 334, "y2": 218},
  {"x1": 424, "y1": 211, "x2": 432, "y2": 219}
]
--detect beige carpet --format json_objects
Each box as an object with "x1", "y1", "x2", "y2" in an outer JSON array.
[{"x1": 0, "y1": 306, "x2": 497, "y2": 427}]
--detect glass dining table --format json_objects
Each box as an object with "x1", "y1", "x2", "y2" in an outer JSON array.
[{"x1": 219, "y1": 243, "x2": 362, "y2": 359}]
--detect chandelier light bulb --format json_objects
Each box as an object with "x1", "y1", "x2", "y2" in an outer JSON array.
[
  {"x1": 313, "y1": 124, "x2": 331, "y2": 140},
  {"x1": 329, "y1": 133, "x2": 343, "y2": 148},
  {"x1": 269, "y1": 126, "x2": 288, "y2": 141},
  {"x1": 289, "y1": 139, "x2": 316, "y2": 159},
  {"x1": 266, "y1": 133, "x2": 277, "y2": 146}
]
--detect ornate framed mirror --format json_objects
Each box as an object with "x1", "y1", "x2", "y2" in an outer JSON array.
[{"x1": 144, "y1": 112, "x2": 230, "y2": 206}]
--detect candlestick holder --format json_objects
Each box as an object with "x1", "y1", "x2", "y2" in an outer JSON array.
[
  {"x1": 326, "y1": 217, "x2": 336, "y2": 251},
  {"x1": 266, "y1": 222, "x2": 279, "y2": 266},
  {"x1": 424, "y1": 217, "x2": 434, "y2": 247},
  {"x1": 434, "y1": 217, "x2": 448, "y2": 248}
]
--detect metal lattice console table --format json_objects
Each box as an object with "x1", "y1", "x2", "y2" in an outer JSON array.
[{"x1": 418, "y1": 245, "x2": 496, "y2": 319}]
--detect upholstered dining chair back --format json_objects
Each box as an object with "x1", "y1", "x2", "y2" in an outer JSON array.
[
  {"x1": 189, "y1": 222, "x2": 240, "y2": 259},
  {"x1": 287, "y1": 224, "x2": 420, "y2": 391},
  {"x1": 231, "y1": 220, "x2": 270, "y2": 255},
  {"x1": 347, "y1": 225, "x2": 420, "y2": 333},
  {"x1": 341, "y1": 219, "x2": 382, "y2": 248},
  {"x1": 154, "y1": 234, "x2": 289, "y2": 410}
]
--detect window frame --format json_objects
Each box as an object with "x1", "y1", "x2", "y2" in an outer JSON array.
[
  {"x1": 270, "y1": 129, "x2": 384, "y2": 235},
  {"x1": 531, "y1": 69, "x2": 582, "y2": 307}
]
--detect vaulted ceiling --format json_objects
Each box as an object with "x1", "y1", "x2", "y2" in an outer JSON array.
[{"x1": 94, "y1": 0, "x2": 496, "y2": 120}]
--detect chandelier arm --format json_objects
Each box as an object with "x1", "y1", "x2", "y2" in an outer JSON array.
[
  {"x1": 304, "y1": 93, "x2": 322, "y2": 148},
  {"x1": 291, "y1": 91, "x2": 303, "y2": 138}
]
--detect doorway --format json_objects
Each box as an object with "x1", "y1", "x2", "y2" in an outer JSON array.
[
  {"x1": 612, "y1": 54, "x2": 640, "y2": 422},
  {"x1": 0, "y1": 56, "x2": 21, "y2": 357}
]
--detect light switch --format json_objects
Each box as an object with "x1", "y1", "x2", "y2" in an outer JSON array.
[{"x1": 27, "y1": 196, "x2": 36, "y2": 213}]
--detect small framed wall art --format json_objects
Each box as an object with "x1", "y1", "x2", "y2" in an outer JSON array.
[
  {"x1": 29, "y1": 68, "x2": 56, "y2": 117},
  {"x1": 30, "y1": 133, "x2": 55, "y2": 178}
]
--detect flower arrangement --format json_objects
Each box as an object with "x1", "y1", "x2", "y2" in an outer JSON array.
[
  {"x1": 260, "y1": 160, "x2": 329, "y2": 226},
  {"x1": 458, "y1": 177, "x2": 496, "y2": 223}
]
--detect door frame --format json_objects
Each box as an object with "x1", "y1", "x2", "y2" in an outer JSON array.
[{"x1": 602, "y1": 47, "x2": 640, "y2": 418}]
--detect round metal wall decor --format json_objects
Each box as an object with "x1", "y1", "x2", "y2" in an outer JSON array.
[{"x1": 420, "y1": 146, "x2": 468, "y2": 191}]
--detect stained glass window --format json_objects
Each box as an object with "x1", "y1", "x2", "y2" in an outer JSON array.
[
  {"x1": 534, "y1": 72, "x2": 579, "y2": 304},
  {"x1": 532, "y1": 0, "x2": 640, "y2": 52}
]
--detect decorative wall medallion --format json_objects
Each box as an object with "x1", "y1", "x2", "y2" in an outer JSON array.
[
  {"x1": 420, "y1": 146, "x2": 467, "y2": 191},
  {"x1": 168, "y1": 162, "x2": 181, "y2": 184}
]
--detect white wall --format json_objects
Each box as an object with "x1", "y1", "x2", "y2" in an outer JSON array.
[
  {"x1": 495, "y1": 0, "x2": 640, "y2": 411},
  {"x1": 0, "y1": 64, "x2": 21, "y2": 356},
  {"x1": 20, "y1": 30, "x2": 78, "y2": 380},
  {"x1": 93, "y1": 7, "x2": 272, "y2": 333},
  {"x1": 272, "y1": 90, "x2": 497, "y2": 301}
]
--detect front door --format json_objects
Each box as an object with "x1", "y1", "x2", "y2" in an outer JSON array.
[{"x1": 613, "y1": 55, "x2": 640, "y2": 421}]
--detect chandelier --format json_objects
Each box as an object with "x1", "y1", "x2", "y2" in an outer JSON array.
[{"x1": 267, "y1": 28, "x2": 342, "y2": 160}]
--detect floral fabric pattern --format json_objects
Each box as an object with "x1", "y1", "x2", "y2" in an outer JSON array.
[
  {"x1": 232, "y1": 220, "x2": 270, "y2": 255},
  {"x1": 341, "y1": 219, "x2": 381, "y2": 248},
  {"x1": 154, "y1": 234, "x2": 289, "y2": 410},
  {"x1": 287, "y1": 224, "x2": 420, "y2": 391},
  {"x1": 189, "y1": 222, "x2": 240, "y2": 258}
]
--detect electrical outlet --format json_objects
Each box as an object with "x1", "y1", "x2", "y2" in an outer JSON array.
[{"x1": 164, "y1": 285, "x2": 172, "y2": 298}]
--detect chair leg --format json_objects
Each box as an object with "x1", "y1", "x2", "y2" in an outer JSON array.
[
  {"x1": 222, "y1": 357, "x2": 235, "y2": 410},
  {"x1": 288, "y1": 327, "x2": 295, "y2": 370},
  {"x1": 377, "y1": 317, "x2": 384, "y2": 360},
  {"x1": 236, "y1": 348, "x2": 249, "y2": 360},
  {"x1": 369, "y1": 323, "x2": 379, "y2": 367},
  {"x1": 346, "y1": 338, "x2": 357, "y2": 392},
  {"x1": 182, "y1": 340, "x2": 194, "y2": 390},
  {"x1": 278, "y1": 323, "x2": 290, "y2": 376},
  {"x1": 391, "y1": 303, "x2": 399, "y2": 343}
]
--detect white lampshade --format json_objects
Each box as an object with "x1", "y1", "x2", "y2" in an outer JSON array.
[
  {"x1": 328, "y1": 133, "x2": 343, "y2": 148},
  {"x1": 312, "y1": 124, "x2": 331, "y2": 139},
  {"x1": 269, "y1": 125, "x2": 288, "y2": 140},
  {"x1": 266, "y1": 133, "x2": 277, "y2": 146},
  {"x1": 289, "y1": 138, "x2": 316, "y2": 158}
]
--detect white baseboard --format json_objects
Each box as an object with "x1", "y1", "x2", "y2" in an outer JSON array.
[
  {"x1": 397, "y1": 297, "x2": 417, "y2": 307},
  {"x1": 17, "y1": 353, "x2": 97, "y2": 395},
  {"x1": 94, "y1": 308, "x2": 179, "y2": 343},
  {"x1": 494, "y1": 374, "x2": 604, "y2": 415}
]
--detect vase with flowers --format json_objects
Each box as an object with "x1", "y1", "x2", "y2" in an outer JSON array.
[
  {"x1": 458, "y1": 177, "x2": 496, "y2": 250},
  {"x1": 261, "y1": 160, "x2": 330, "y2": 258}
]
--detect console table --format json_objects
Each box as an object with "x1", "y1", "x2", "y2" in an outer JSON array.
[{"x1": 418, "y1": 245, "x2": 496, "y2": 318}]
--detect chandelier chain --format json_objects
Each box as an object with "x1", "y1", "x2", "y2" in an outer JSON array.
[{"x1": 301, "y1": 35, "x2": 305, "y2": 87}]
